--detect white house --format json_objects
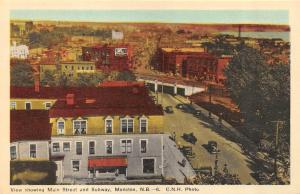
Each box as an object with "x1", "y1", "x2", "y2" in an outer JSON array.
[{"x1": 10, "y1": 41, "x2": 29, "y2": 59}]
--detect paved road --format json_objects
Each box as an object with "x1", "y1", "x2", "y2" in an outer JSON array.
[{"x1": 157, "y1": 92, "x2": 258, "y2": 184}]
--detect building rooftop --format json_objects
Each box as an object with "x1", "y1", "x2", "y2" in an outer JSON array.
[
  {"x1": 161, "y1": 47, "x2": 205, "y2": 53},
  {"x1": 10, "y1": 110, "x2": 51, "y2": 142},
  {"x1": 60, "y1": 61, "x2": 95, "y2": 64},
  {"x1": 49, "y1": 86, "x2": 163, "y2": 117}
]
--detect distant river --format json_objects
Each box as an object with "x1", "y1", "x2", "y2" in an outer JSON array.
[{"x1": 220, "y1": 31, "x2": 290, "y2": 42}]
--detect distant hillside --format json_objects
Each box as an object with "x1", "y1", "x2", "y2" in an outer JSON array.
[{"x1": 11, "y1": 20, "x2": 290, "y2": 32}]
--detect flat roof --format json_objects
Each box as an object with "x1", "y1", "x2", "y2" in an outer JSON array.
[{"x1": 161, "y1": 47, "x2": 205, "y2": 53}]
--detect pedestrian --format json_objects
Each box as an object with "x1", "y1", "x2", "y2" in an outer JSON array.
[{"x1": 173, "y1": 131, "x2": 176, "y2": 141}]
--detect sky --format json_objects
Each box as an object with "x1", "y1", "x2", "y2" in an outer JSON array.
[{"x1": 10, "y1": 10, "x2": 289, "y2": 24}]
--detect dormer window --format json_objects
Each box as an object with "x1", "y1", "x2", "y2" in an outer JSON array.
[
  {"x1": 73, "y1": 120, "x2": 87, "y2": 135},
  {"x1": 120, "y1": 117, "x2": 133, "y2": 133},
  {"x1": 105, "y1": 117, "x2": 113, "y2": 134},
  {"x1": 57, "y1": 120, "x2": 65, "y2": 135},
  {"x1": 139, "y1": 116, "x2": 148, "y2": 133}
]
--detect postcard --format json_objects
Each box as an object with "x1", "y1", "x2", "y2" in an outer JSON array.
[{"x1": 0, "y1": 0, "x2": 300, "y2": 194}]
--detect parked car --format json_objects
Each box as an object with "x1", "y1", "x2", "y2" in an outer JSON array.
[
  {"x1": 193, "y1": 110, "x2": 202, "y2": 116},
  {"x1": 195, "y1": 166, "x2": 213, "y2": 176},
  {"x1": 182, "y1": 133, "x2": 197, "y2": 144},
  {"x1": 165, "y1": 106, "x2": 174, "y2": 113},
  {"x1": 176, "y1": 103, "x2": 187, "y2": 109},
  {"x1": 207, "y1": 141, "x2": 219, "y2": 154}
]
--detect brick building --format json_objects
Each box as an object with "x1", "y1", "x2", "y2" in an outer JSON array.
[
  {"x1": 82, "y1": 44, "x2": 132, "y2": 71},
  {"x1": 157, "y1": 47, "x2": 231, "y2": 84}
]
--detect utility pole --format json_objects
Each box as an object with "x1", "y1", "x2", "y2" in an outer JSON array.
[
  {"x1": 161, "y1": 82, "x2": 164, "y2": 106},
  {"x1": 214, "y1": 151, "x2": 219, "y2": 175},
  {"x1": 271, "y1": 120, "x2": 284, "y2": 184},
  {"x1": 208, "y1": 84, "x2": 212, "y2": 118}
]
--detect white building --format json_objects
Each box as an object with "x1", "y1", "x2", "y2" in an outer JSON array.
[
  {"x1": 10, "y1": 41, "x2": 29, "y2": 59},
  {"x1": 10, "y1": 110, "x2": 51, "y2": 161},
  {"x1": 112, "y1": 30, "x2": 124, "y2": 40}
]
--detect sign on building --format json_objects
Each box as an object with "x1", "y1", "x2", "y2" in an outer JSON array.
[{"x1": 115, "y1": 48, "x2": 128, "y2": 56}]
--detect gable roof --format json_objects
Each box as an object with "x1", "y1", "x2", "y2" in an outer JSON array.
[
  {"x1": 49, "y1": 86, "x2": 163, "y2": 117},
  {"x1": 10, "y1": 110, "x2": 51, "y2": 142}
]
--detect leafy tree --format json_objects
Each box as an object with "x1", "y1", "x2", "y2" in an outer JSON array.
[
  {"x1": 224, "y1": 46, "x2": 290, "y2": 144},
  {"x1": 41, "y1": 70, "x2": 57, "y2": 86},
  {"x1": 116, "y1": 71, "x2": 136, "y2": 81},
  {"x1": 57, "y1": 73, "x2": 69, "y2": 87},
  {"x1": 75, "y1": 74, "x2": 103, "y2": 86},
  {"x1": 11, "y1": 63, "x2": 34, "y2": 86}
]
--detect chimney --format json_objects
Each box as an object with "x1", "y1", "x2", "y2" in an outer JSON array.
[
  {"x1": 66, "y1": 94, "x2": 75, "y2": 105},
  {"x1": 34, "y1": 73, "x2": 40, "y2": 93}
]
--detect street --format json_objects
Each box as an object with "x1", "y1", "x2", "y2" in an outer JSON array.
[{"x1": 157, "y1": 92, "x2": 258, "y2": 184}]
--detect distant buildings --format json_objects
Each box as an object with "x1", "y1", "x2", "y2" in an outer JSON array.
[
  {"x1": 112, "y1": 30, "x2": 124, "y2": 40},
  {"x1": 82, "y1": 44, "x2": 132, "y2": 71},
  {"x1": 60, "y1": 61, "x2": 95, "y2": 78},
  {"x1": 10, "y1": 41, "x2": 29, "y2": 59},
  {"x1": 156, "y1": 47, "x2": 230, "y2": 83},
  {"x1": 39, "y1": 60, "x2": 96, "y2": 80}
]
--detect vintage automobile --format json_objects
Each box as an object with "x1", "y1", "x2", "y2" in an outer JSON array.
[
  {"x1": 165, "y1": 106, "x2": 174, "y2": 113},
  {"x1": 176, "y1": 103, "x2": 187, "y2": 110},
  {"x1": 207, "y1": 141, "x2": 219, "y2": 154},
  {"x1": 182, "y1": 132, "x2": 197, "y2": 144}
]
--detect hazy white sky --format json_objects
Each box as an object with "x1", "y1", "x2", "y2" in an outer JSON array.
[{"x1": 10, "y1": 10, "x2": 288, "y2": 24}]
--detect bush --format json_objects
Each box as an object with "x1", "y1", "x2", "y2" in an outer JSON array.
[{"x1": 10, "y1": 160, "x2": 57, "y2": 185}]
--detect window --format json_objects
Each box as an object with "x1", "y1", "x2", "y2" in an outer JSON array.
[
  {"x1": 72, "y1": 160, "x2": 80, "y2": 172},
  {"x1": 76, "y1": 142, "x2": 82, "y2": 155},
  {"x1": 73, "y1": 120, "x2": 87, "y2": 135},
  {"x1": 140, "y1": 140, "x2": 147, "y2": 153},
  {"x1": 105, "y1": 140, "x2": 112, "y2": 154},
  {"x1": 105, "y1": 119, "x2": 113, "y2": 134},
  {"x1": 57, "y1": 121, "x2": 65, "y2": 135},
  {"x1": 63, "y1": 142, "x2": 70, "y2": 152},
  {"x1": 10, "y1": 146, "x2": 17, "y2": 160},
  {"x1": 45, "y1": 102, "x2": 51, "y2": 110},
  {"x1": 30, "y1": 144, "x2": 36, "y2": 158},
  {"x1": 121, "y1": 118, "x2": 133, "y2": 133},
  {"x1": 10, "y1": 102, "x2": 16, "y2": 110},
  {"x1": 140, "y1": 118, "x2": 148, "y2": 133},
  {"x1": 89, "y1": 141, "x2": 95, "y2": 155},
  {"x1": 143, "y1": 158, "x2": 155, "y2": 174},
  {"x1": 120, "y1": 139, "x2": 132, "y2": 153},
  {"x1": 53, "y1": 143, "x2": 60, "y2": 152},
  {"x1": 90, "y1": 66, "x2": 93, "y2": 70},
  {"x1": 25, "y1": 102, "x2": 31, "y2": 110}
]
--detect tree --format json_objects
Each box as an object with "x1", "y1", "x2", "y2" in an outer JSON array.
[
  {"x1": 75, "y1": 74, "x2": 101, "y2": 87},
  {"x1": 224, "y1": 46, "x2": 290, "y2": 144},
  {"x1": 41, "y1": 70, "x2": 57, "y2": 86},
  {"x1": 57, "y1": 73, "x2": 69, "y2": 87},
  {"x1": 116, "y1": 71, "x2": 136, "y2": 81},
  {"x1": 11, "y1": 63, "x2": 34, "y2": 86}
]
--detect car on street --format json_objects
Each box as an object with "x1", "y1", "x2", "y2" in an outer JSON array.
[
  {"x1": 165, "y1": 106, "x2": 174, "y2": 113},
  {"x1": 176, "y1": 103, "x2": 186, "y2": 109},
  {"x1": 182, "y1": 132, "x2": 197, "y2": 144},
  {"x1": 193, "y1": 110, "x2": 202, "y2": 116},
  {"x1": 207, "y1": 140, "x2": 219, "y2": 154}
]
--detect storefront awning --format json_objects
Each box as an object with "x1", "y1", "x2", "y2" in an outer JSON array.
[{"x1": 88, "y1": 157, "x2": 128, "y2": 168}]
